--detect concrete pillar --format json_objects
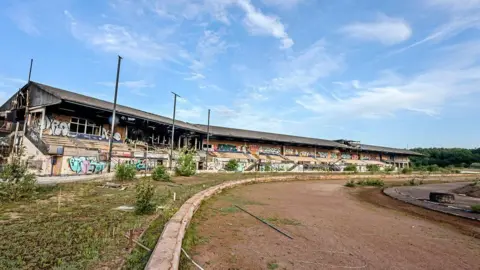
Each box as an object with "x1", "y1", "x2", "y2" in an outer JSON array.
[
  {"x1": 39, "y1": 108, "x2": 46, "y2": 138},
  {"x1": 194, "y1": 137, "x2": 198, "y2": 150},
  {"x1": 178, "y1": 136, "x2": 181, "y2": 150}
]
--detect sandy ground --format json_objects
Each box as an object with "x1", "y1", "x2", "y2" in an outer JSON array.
[{"x1": 189, "y1": 181, "x2": 480, "y2": 270}]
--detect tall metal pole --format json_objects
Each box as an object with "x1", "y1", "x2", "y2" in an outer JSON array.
[
  {"x1": 20, "y1": 59, "x2": 34, "y2": 149},
  {"x1": 107, "y1": 55, "x2": 122, "y2": 173},
  {"x1": 205, "y1": 109, "x2": 210, "y2": 169},
  {"x1": 169, "y1": 92, "x2": 180, "y2": 170}
]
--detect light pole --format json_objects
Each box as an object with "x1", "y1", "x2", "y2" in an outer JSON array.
[
  {"x1": 205, "y1": 109, "x2": 211, "y2": 169},
  {"x1": 107, "y1": 55, "x2": 122, "y2": 173},
  {"x1": 169, "y1": 92, "x2": 180, "y2": 170}
]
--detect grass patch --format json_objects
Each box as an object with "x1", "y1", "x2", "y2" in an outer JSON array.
[
  {"x1": 356, "y1": 178, "x2": 385, "y2": 187},
  {"x1": 404, "y1": 178, "x2": 424, "y2": 186},
  {"x1": 219, "y1": 205, "x2": 240, "y2": 214},
  {"x1": 265, "y1": 217, "x2": 301, "y2": 226},
  {"x1": 345, "y1": 180, "x2": 356, "y2": 187},
  {"x1": 267, "y1": 261, "x2": 279, "y2": 269},
  {"x1": 472, "y1": 205, "x2": 480, "y2": 213}
]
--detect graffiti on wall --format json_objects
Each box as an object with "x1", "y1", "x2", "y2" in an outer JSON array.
[
  {"x1": 43, "y1": 115, "x2": 121, "y2": 142},
  {"x1": 351, "y1": 154, "x2": 359, "y2": 160},
  {"x1": 341, "y1": 153, "x2": 352, "y2": 159},
  {"x1": 331, "y1": 153, "x2": 338, "y2": 159},
  {"x1": 68, "y1": 157, "x2": 106, "y2": 174},
  {"x1": 285, "y1": 148, "x2": 298, "y2": 156},
  {"x1": 317, "y1": 152, "x2": 328, "y2": 158},
  {"x1": 259, "y1": 146, "x2": 281, "y2": 155},
  {"x1": 217, "y1": 144, "x2": 238, "y2": 152}
]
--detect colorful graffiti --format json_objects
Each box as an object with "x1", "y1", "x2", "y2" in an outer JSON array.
[
  {"x1": 285, "y1": 148, "x2": 298, "y2": 156},
  {"x1": 331, "y1": 153, "x2": 338, "y2": 159},
  {"x1": 68, "y1": 157, "x2": 105, "y2": 174},
  {"x1": 217, "y1": 144, "x2": 238, "y2": 152},
  {"x1": 341, "y1": 153, "x2": 352, "y2": 159},
  {"x1": 351, "y1": 154, "x2": 359, "y2": 160},
  {"x1": 259, "y1": 146, "x2": 281, "y2": 155},
  {"x1": 44, "y1": 115, "x2": 122, "y2": 142},
  {"x1": 317, "y1": 152, "x2": 328, "y2": 158}
]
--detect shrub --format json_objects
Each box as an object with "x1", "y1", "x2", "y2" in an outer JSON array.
[
  {"x1": 115, "y1": 163, "x2": 137, "y2": 181},
  {"x1": 0, "y1": 148, "x2": 37, "y2": 202},
  {"x1": 345, "y1": 180, "x2": 356, "y2": 187},
  {"x1": 405, "y1": 178, "x2": 421, "y2": 186},
  {"x1": 175, "y1": 148, "x2": 196, "y2": 176},
  {"x1": 427, "y1": 164, "x2": 440, "y2": 172},
  {"x1": 356, "y1": 178, "x2": 384, "y2": 187},
  {"x1": 384, "y1": 166, "x2": 395, "y2": 173},
  {"x1": 135, "y1": 178, "x2": 156, "y2": 215},
  {"x1": 344, "y1": 164, "x2": 357, "y2": 172},
  {"x1": 366, "y1": 164, "x2": 380, "y2": 173},
  {"x1": 224, "y1": 159, "x2": 239, "y2": 172},
  {"x1": 401, "y1": 167, "x2": 413, "y2": 174},
  {"x1": 471, "y1": 205, "x2": 480, "y2": 213},
  {"x1": 151, "y1": 165, "x2": 170, "y2": 182},
  {"x1": 264, "y1": 162, "x2": 272, "y2": 172}
]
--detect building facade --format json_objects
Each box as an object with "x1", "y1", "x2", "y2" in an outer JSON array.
[{"x1": 0, "y1": 82, "x2": 420, "y2": 176}]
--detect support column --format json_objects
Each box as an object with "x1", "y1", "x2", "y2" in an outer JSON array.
[
  {"x1": 39, "y1": 107, "x2": 46, "y2": 138},
  {"x1": 194, "y1": 137, "x2": 198, "y2": 150},
  {"x1": 178, "y1": 136, "x2": 181, "y2": 150}
]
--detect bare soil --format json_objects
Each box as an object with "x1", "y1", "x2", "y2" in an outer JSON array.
[
  {"x1": 453, "y1": 183, "x2": 480, "y2": 198},
  {"x1": 188, "y1": 181, "x2": 480, "y2": 270}
]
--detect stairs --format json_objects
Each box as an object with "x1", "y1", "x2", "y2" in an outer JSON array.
[{"x1": 245, "y1": 163, "x2": 256, "y2": 171}]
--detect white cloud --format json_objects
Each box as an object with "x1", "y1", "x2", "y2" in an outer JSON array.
[
  {"x1": 184, "y1": 73, "x2": 206, "y2": 80},
  {"x1": 7, "y1": 3, "x2": 41, "y2": 36},
  {"x1": 236, "y1": 0, "x2": 294, "y2": 49},
  {"x1": 65, "y1": 10, "x2": 185, "y2": 64},
  {"x1": 296, "y1": 41, "x2": 480, "y2": 119},
  {"x1": 341, "y1": 14, "x2": 412, "y2": 45},
  {"x1": 391, "y1": 16, "x2": 480, "y2": 54},
  {"x1": 261, "y1": 0, "x2": 304, "y2": 9},
  {"x1": 255, "y1": 40, "x2": 342, "y2": 92}
]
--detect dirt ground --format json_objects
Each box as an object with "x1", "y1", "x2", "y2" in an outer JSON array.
[{"x1": 188, "y1": 181, "x2": 480, "y2": 270}]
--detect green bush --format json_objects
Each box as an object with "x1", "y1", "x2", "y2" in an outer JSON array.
[
  {"x1": 345, "y1": 180, "x2": 356, "y2": 187},
  {"x1": 405, "y1": 178, "x2": 423, "y2": 186},
  {"x1": 0, "y1": 148, "x2": 37, "y2": 202},
  {"x1": 151, "y1": 165, "x2": 170, "y2": 181},
  {"x1": 344, "y1": 164, "x2": 357, "y2": 172},
  {"x1": 135, "y1": 178, "x2": 156, "y2": 215},
  {"x1": 264, "y1": 162, "x2": 272, "y2": 172},
  {"x1": 224, "y1": 159, "x2": 239, "y2": 172},
  {"x1": 471, "y1": 205, "x2": 480, "y2": 213},
  {"x1": 427, "y1": 164, "x2": 440, "y2": 172},
  {"x1": 175, "y1": 149, "x2": 196, "y2": 176},
  {"x1": 366, "y1": 164, "x2": 380, "y2": 173},
  {"x1": 384, "y1": 166, "x2": 395, "y2": 173},
  {"x1": 356, "y1": 178, "x2": 384, "y2": 187},
  {"x1": 115, "y1": 164, "x2": 137, "y2": 181},
  {"x1": 401, "y1": 167, "x2": 413, "y2": 174}
]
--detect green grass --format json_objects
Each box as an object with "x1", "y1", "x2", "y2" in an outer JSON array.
[
  {"x1": 267, "y1": 261, "x2": 279, "y2": 269},
  {"x1": 472, "y1": 205, "x2": 480, "y2": 213},
  {"x1": 344, "y1": 180, "x2": 356, "y2": 187},
  {"x1": 265, "y1": 217, "x2": 301, "y2": 226},
  {"x1": 356, "y1": 178, "x2": 385, "y2": 187}
]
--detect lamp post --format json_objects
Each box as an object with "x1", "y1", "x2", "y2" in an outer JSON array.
[
  {"x1": 169, "y1": 92, "x2": 180, "y2": 170},
  {"x1": 107, "y1": 55, "x2": 122, "y2": 173}
]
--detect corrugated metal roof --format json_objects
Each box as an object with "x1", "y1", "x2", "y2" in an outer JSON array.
[
  {"x1": 194, "y1": 124, "x2": 348, "y2": 148},
  {"x1": 360, "y1": 144, "x2": 422, "y2": 156},
  {"x1": 32, "y1": 82, "x2": 203, "y2": 132}
]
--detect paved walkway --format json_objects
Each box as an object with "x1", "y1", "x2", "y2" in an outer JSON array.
[
  {"x1": 37, "y1": 173, "x2": 114, "y2": 185},
  {"x1": 384, "y1": 182, "x2": 480, "y2": 221}
]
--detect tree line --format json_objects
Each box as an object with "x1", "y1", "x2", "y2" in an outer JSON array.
[{"x1": 410, "y1": 148, "x2": 480, "y2": 168}]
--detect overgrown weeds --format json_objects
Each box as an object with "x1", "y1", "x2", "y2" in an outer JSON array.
[
  {"x1": 115, "y1": 164, "x2": 137, "y2": 181},
  {"x1": 135, "y1": 178, "x2": 156, "y2": 215},
  {"x1": 0, "y1": 147, "x2": 37, "y2": 202},
  {"x1": 175, "y1": 148, "x2": 196, "y2": 176},
  {"x1": 346, "y1": 178, "x2": 385, "y2": 187},
  {"x1": 345, "y1": 180, "x2": 356, "y2": 187},
  {"x1": 405, "y1": 178, "x2": 424, "y2": 186},
  {"x1": 471, "y1": 205, "x2": 480, "y2": 213},
  {"x1": 151, "y1": 165, "x2": 171, "y2": 182}
]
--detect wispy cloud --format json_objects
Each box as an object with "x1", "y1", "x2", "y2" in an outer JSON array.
[
  {"x1": 97, "y1": 80, "x2": 155, "y2": 96},
  {"x1": 391, "y1": 16, "x2": 480, "y2": 55},
  {"x1": 7, "y1": 3, "x2": 41, "y2": 36},
  {"x1": 340, "y1": 14, "x2": 412, "y2": 45},
  {"x1": 236, "y1": 0, "x2": 294, "y2": 49},
  {"x1": 296, "y1": 41, "x2": 480, "y2": 119},
  {"x1": 261, "y1": 0, "x2": 304, "y2": 9},
  {"x1": 425, "y1": 0, "x2": 480, "y2": 11},
  {"x1": 184, "y1": 72, "x2": 206, "y2": 80}
]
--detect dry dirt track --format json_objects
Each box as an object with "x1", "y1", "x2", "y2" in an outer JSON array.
[{"x1": 189, "y1": 181, "x2": 480, "y2": 270}]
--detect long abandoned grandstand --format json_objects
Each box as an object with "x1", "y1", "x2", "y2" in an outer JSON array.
[{"x1": 0, "y1": 81, "x2": 420, "y2": 176}]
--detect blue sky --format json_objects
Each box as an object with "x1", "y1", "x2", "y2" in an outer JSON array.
[{"x1": 1, "y1": 0, "x2": 479, "y2": 148}]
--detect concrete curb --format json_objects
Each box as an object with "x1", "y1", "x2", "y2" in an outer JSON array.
[
  {"x1": 383, "y1": 186, "x2": 480, "y2": 222},
  {"x1": 145, "y1": 173, "x2": 480, "y2": 270},
  {"x1": 144, "y1": 175, "x2": 315, "y2": 270}
]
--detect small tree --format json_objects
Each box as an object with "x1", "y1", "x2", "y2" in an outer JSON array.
[
  {"x1": 151, "y1": 165, "x2": 171, "y2": 181},
  {"x1": 0, "y1": 147, "x2": 37, "y2": 202},
  {"x1": 135, "y1": 178, "x2": 155, "y2": 215},
  {"x1": 175, "y1": 148, "x2": 196, "y2": 176},
  {"x1": 224, "y1": 159, "x2": 239, "y2": 172},
  {"x1": 115, "y1": 164, "x2": 136, "y2": 181},
  {"x1": 344, "y1": 164, "x2": 357, "y2": 172}
]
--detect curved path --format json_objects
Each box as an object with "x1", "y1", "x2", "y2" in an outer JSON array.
[
  {"x1": 385, "y1": 182, "x2": 480, "y2": 221},
  {"x1": 188, "y1": 181, "x2": 480, "y2": 270}
]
